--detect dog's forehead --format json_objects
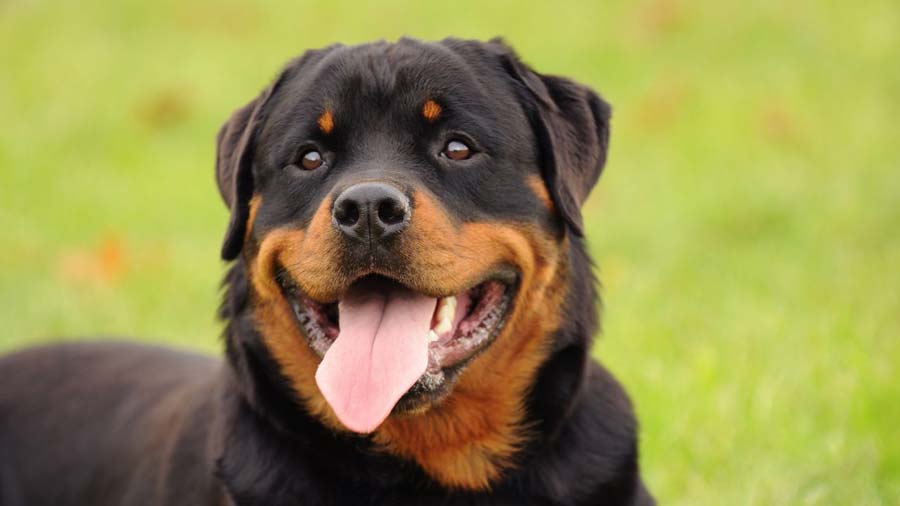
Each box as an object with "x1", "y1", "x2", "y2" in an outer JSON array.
[{"x1": 269, "y1": 40, "x2": 510, "y2": 127}]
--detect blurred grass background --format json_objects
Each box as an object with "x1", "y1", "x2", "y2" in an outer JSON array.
[{"x1": 1, "y1": 0, "x2": 898, "y2": 503}]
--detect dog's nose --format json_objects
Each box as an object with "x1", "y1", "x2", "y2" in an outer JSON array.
[{"x1": 332, "y1": 182, "x2": 410, "y2": 242}]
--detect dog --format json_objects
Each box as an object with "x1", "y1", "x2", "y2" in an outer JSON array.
[{"x1": 0, "y1": 38, "x2": 654, "y2": 505}]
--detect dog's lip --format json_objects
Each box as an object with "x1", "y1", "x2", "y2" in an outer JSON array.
[
  {"x1": 275, "y1": 267, "x2": 519, "y2": 371},
  {"x1": 277, "y1": 266, "x2": 519, "y2": 304}
]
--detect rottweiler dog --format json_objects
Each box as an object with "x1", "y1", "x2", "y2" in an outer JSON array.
[{"x1": 0, "y1": 38, "x2": 654, "y2": 505}]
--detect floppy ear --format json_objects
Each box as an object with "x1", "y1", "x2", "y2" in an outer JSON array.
[
  {"x1": 499, "y1": 48, "x2": 611, "y2": 236},
  {"x1": 215, "y1": 83, "x2": 282, "y2": 261}
]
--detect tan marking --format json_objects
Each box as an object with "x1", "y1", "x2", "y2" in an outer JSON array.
[
  {"x1": 422, "y1": 100, "x2": 442, "y2": 122},
  {"x1": 244, "y1": 195, "x2": 262, "y2": 243},
  {"x1": 526, "y1": 175, "x2": 554, "y2": 212},
  {"x1": 317, "y1": 109, "x2": 334, "y2": 134},
  {"x1": 247, "y1": 190, "x2": 569, "y2": 490}
]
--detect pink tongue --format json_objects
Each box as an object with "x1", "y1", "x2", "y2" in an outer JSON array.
[{"x1": 315, "y1": 282, "x2": 437, "y2": 434}]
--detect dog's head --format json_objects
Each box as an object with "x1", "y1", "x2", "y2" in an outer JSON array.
[{"x1": 216, "y1": 38, "x2": 610, "y2": 489}]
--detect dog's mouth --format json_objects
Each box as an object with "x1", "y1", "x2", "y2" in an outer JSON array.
[
  {"x1": 282, "y1": 275, "x2": 514, "y2": 369},
  {"x1": 277, "y1": 270, "x2": 517, "y2": 433}
]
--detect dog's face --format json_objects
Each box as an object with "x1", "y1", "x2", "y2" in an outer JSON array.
[{"x1": 216, "y1": 38, "x2": 609, "y2": 489}]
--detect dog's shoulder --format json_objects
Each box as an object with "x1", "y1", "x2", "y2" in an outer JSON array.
[{"x1": 0, "y1": 341, "x2": 222, "y2": 506}]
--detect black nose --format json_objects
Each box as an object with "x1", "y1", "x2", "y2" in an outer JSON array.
[{"x1": 332, "y1": 182, "x2": 410, "y2": 242}]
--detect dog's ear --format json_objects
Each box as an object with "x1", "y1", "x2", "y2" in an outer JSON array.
[
  {"x1": 496, "y1": 43, "x2": 611, "y2": 236},
  {"x1": 215, "y1": 81, "x2": 282, "y2": 261}
]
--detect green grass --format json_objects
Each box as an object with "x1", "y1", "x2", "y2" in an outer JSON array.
[{"x1": 1, "y1": 0, "x2": 898, "y2": 503}]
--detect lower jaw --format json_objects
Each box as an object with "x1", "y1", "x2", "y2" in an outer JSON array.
[
  {"x1": 392, "y1": 326, "x2": 504, "y2": 415},
  {"x1": 391, "y1": 364, "x2": 464, "y2": 414},
  {"x1": 396, "y1": 307, "x2": 512, "y2": 413}
]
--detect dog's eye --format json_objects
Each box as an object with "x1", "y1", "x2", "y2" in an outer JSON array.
[
  {"x1": 300, "y1": 150, "x2": 325, "y2": 170},
  {"x1": 442, "y1": 140, "x2": 471, "y2": 161}
]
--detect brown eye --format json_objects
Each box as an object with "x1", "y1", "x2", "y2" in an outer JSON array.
[
  {"x1": 442, "y1": 140, "x2": 471, "y2": 161},
  {"x1": 300, "y1": 150, "x2": 324, "y2": 170}
]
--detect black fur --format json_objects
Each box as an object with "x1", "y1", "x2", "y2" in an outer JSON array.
[{"x1": 0, "y1": 38, "x2": 654, "y2": 505}]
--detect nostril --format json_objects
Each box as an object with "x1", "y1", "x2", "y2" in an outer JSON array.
[
  {"x1": 377, "y1": 198, "x2": 406, "y2": 226},
  {"x1": 334, "y1": 200, "x2": 360, "y2": 227}
]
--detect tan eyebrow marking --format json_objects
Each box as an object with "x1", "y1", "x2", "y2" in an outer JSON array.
[
  {"x1": 422, "y1": 100, "x2": 442, "y2": 122},
  {"x1": 317, "y1": 109, "x2": 334, "y2": 134}
]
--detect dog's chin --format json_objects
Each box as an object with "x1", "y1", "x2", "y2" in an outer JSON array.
[{"x1": 275, "y1": 269, "x2": 518, "y2": 415}]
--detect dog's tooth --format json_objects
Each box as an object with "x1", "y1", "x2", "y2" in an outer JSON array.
[
  {"x1": 428, "y1": 329, "x2": 440, "y2": 343},
  {"x1": 440, "y1": 296, "x2": 457, "y2": 321},
  {"x1": 433, "y1": 296, "x2": 457, "y2": 335},
  {"x1": 447, "y1": 295, "x2": 458, "y2": 313},
  {"x1": 433, "y1": 320, "x2": 451, "y2": 335}
]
